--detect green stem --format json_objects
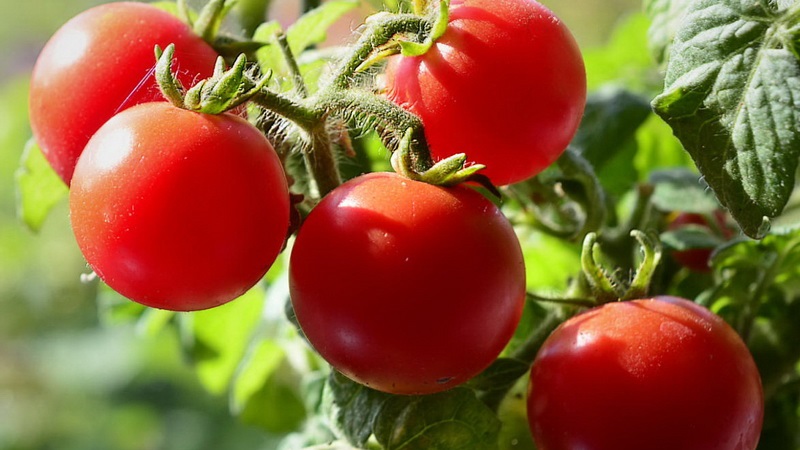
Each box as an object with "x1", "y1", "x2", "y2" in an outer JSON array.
[
  {"x1": 526, "y1": 292, "x2": 596, "y2": 309},
  {"x1": 250, "y1": 90, "x2": 342, "y2": 196},
  {"x1": 305, "y1": 122, "x2": 342, "y2": 197},
  {"x1": 250, "y1": 90, "x2": 319, "y2": 129},
  {"x1": 315, "y1": 89, "x2": 434, "y2": 171},
  {"x1": 327, "y1": 14, "x2": 430, "y2": 90},
  {"x1": 277, "y1": 33, "x2": 309, "y2": 98},
  {"x1": 739, "y1": 237, "x2": 800, "y2": 341}
]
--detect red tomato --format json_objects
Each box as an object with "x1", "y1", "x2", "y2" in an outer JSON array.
[
  {"x1": 29, "y1": 2, "x2": 219, "y2": 185},
  {"x1": 69, "y1": 103, "x2": 289, "y2": 311},
  {"x1": 289, "y1": 172, "x2": 526, "y2": 394},
  {"x1": 527, "y1": 296, "x2": 763, "y2": 450},
  {"x1": 669, "y1": 211, "x2": 735, "y2": 272},
  {"x1": 384, "y1": 0, "x2": 586, "y2": 186}
]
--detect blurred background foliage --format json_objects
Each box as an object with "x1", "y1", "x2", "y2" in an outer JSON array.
[{"x1": 0, "y1": 0, "x2": 640, "y2": 449}]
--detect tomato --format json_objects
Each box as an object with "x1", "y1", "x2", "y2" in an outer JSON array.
[
  {"x1": 527, "y1": 296, "x2": 763, "y2": 450},
  {"x1": 668, "y1": 211, "x2": 735, "y2": 272},
  {"x1": 29, "y1": 2, "x2": 220, "y2": 185},
  {"x1": 69, "y1": 102, "x2": 289, "y2": 311},
  {"x1": 289, "y1": 172, "x2": 526, "y2": 394},
  {"x1": 384, "y1": 0, "x2": 586, "y2": 186}
]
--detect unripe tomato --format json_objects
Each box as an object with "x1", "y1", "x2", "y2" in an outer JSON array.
[
  {"x1": 527, "y1": 296, "x2": 763, "y2": 450},
  {"x1": 289, "y1": 172, "x2": 526, "y2": 394},
  {"x1": 29, "y1": 2, "x2": 220, "y2": 185},
  {"x1": 384, "y1": 0, "x2": 586, "y2": 186},
  {"x1": 70, "y1": 103, "x2": 290, "y2": 311}
]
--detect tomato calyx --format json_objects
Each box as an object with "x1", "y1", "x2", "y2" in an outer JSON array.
[
  {"x1": 389, "y1": 128, "x2": 501, "y2": 197},
  {"x1": 398, "y1": 0, "x2": 450, "y2": 57},
  {"x1": 155, "y1": 44, "x2": 272, "y2": 115},
  {"x1": 581, "y1": 230, "x2": 663, "y2": 304}
]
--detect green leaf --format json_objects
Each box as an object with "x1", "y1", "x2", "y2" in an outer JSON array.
[
  {"x1": 700, "y1": 227, "x2": 800, "y2": 332},
  {"x1": 287, "y1": 0, "x2": 359, "y2": 56},
  {"x1": 582, "y1": 13, "x2": 660, "y2": 92},
  {"x1": 327, "y1": 372, "x2": 501, "y2": 450},
  {"x1": 644, "y1": 0, "x2": 693, "y2": 64},
  {"x1": 661, "y1": 226, "x2": 724, "y2": 251},
  {"x1": 187, "y1": 286, "x2": 266, "y2": 394},
  {"x1": 648, "y1": 168, "x2": 719, "y2": 214},
  {"x1": 633, "y1": 113, "x2": 694, "y2": 178},
  {"x1": 464, "y1": 358, "x2": 529, "y2": 394},
  {"x1": 372, "y1": 388, "x2": 501, "y2": 450},
  {"x1": 571, "y1": 87, "x2": 652, "y2": 197},
  {"x1": 15, "y1": 138, "x2": 68, "y2": 232},
  {"x1": 255, "y1": 20, "x2": 285, "y2": 73},
  {"x1": 328, "y1": 371, "x2": 392, "y2": 447},
  {"x1": 232, "y1": 341, "x2": 307, "y2": 433},
  {"x1": 652, "y1": 0, "x2": 800, "y2": 238}
]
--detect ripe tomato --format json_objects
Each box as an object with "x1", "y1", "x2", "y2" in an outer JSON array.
[
  {"x1": 668, "y1": 211, "x2": 735, "y2": 272},
  {"x1": 69, "y1": 102, "x2": 289, "y2": 311},
  {"x1": 527, "y1": 296, "x2": 763, "y2": 450},
  {"x1": 384, "y1": 0, "x2": 586, "y2": 186},
  {"x1": 29, "y1": 2, "x2": 219, "y2": 185},
  {"x1": 289, "y1": 172, "x2": 526, "y2": 394}
]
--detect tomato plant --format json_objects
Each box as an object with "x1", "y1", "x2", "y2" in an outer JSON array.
[
  {"x1": 527, "y1": 296, "x2": 764, "y2": 450},
  {"x1": 289, "y1": 172, "x2": 526, "y2": 395},
  {"x1": 667, "y1": 211, "x2": 735, "y2": 272},
  {"x1": 28, "y1": 2, "x2": 219, "y2": 185},
  {"x1": 69, "y1": 102, "x2": 289, "y2": 311},
  {"x1": 384, "y1": 0, "x2": 586, "y2": 186},
  {"x1": 16, "y1": 0, "x2": 800, "y2": 448}
]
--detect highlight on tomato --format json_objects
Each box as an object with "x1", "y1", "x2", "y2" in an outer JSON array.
[
  {"x1": 69, "y1": 102, "x2": 290, "y2": 311},
  {"x1": 527, "y1": 296, "x2": 764, "y2": 450},
  {"x1": 289, "y1": 172, "x2": 527, "y2": 395},
  {"x1": 29, "y1": 2, "x2": 220, "y2": 185},
  {"x1": 384, "y1": 0, "x2": 587, "y2": 186}
]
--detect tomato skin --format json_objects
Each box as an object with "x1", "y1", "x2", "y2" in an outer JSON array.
[
  {"x1": 69, "y1": 103, "x2": 289, "y2": 311},
  {"x1": 384, "y1": 0, "x2": 586, "y2": 186},
  {"x1": 29, "y1": 2, "x2": 219, "y2": 185},
  {"x1": 527, "y1": 296, "x2": 763, "y2": 450},
  {"x1": 289, "y1": 172, "x2": 526, "y2": 394}
]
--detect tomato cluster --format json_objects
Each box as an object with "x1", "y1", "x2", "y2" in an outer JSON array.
[
  {"x1": 29, "y1": 0, "x2": 765, "y2": 448},
  {"x1": 32, "y1": 3, "x2": 290, "y2": 311}
]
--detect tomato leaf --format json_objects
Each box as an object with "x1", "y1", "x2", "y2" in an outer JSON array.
[
  {"x1": 464, "y1": 358, "x2": 529, "y2": 394},
  {"x1": 651, "y1": 0, "x2": 800, "y2": 238},
  {"x1": 14, "y1": 139, "x2": 68, "y2": 233},
  {"x1": 661, "y1": 226, "x2": 724, "y2": 251},
  {"x1": 287, "y1": 1, "x2": 358, "y2": 55},
  {"x1": 184, "y1": 286, "x2": 266, "y2": 394},
  {"x1": 571, "y1": 87, "x2": 652, "y2": 197},
  {"x1": 582, "y1": 13, "x2": 660, "y2": 92},
  {"x1": 328, "y1": 372, "x2": 501, "y2": 450},
  {"x1": 232, "y1": 340, "x2": 307, "y2": 433},
  {"x1": 372, "y1": 388, "x2": 501, "y2": 450},
  {"x1": 648, "y1": 168, "x2": 719, "y2": 214},
  {"x1": 328, "y1": 371, "x2": 392, "y2": 447},
  {"x1": 643, "y1": 0, "x2": 693, "y2": 64}
]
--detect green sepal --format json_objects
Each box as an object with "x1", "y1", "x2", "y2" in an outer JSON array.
[
  {"x1": 154, "y1": 44, "x2": 186, "y2": 108},
  {"x1": 390, "y1": 128, "x2": 488, "y2": 188},
  {"x1": 623, "y1": 230, "x2": 663, "y2": 301},
  {"x1": 398, "y1": 0, "x2": 450, "y2": 57}
]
